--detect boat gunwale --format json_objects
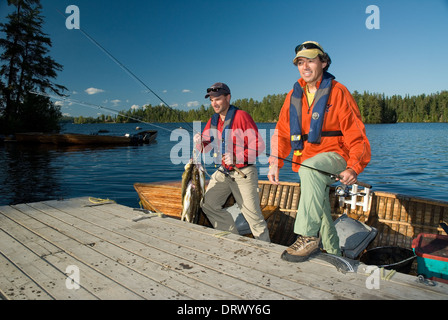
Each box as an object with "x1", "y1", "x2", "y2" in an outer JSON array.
[
  {"x1": 13, "y1": 130, "x2": 157, "y2": 145},
  {"x1": 134, "y1": 180, "x2": 448, "y2": 247}
]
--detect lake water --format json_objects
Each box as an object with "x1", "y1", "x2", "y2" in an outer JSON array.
[{"x1": 1, "y1": 122, "x2": 447, "y2": 208}]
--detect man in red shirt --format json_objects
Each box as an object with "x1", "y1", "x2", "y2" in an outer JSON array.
[
  {"x1": 268, "y1": 41, "x2": 371, "y2": 260},
  {"x1": 194, "y1": 82, "x2": 270, "y2": 242}
]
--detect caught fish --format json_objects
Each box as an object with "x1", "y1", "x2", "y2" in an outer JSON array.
[
  {"x1": 181, "y1": 161, "x2": 193, "y2": 200},
  {"x1": 181, "y1": 159, "x2": 205, "y2": 222}
]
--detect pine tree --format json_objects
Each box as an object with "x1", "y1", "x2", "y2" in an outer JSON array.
[{"x1": 0, "y1": 0, "x2": 67, "y2": 133}]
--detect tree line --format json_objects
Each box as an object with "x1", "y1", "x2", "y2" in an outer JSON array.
[
  {"x1": 353, "y1": 91, "x2": 448, "y2": 123},
  {"x1": 73, "y1": 90, "x2": 448, "y2": 124}
]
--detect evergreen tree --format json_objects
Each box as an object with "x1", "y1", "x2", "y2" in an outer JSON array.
[
  {"x1": 74, "y1": 90, "x2": 448, "y2": 125},
  {"x1": 0, "y1": 0, "x2": 67, "y2": 133}
]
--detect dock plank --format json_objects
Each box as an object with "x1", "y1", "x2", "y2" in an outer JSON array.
[
  {"x1": 0, "y1": 227, "x2": 88, "y2": 300},
  {"x1": 1, "y1": 203, "x2": 187, "y2": 300},
  {"x1": 18, "y1": 201, "x2": 243, "y2": 299},
  {"x1": 0, "y1": 249, "x2": 53, "y2": 300},
  {"x1": 49, "y1": 200, "x2": 374, "y2": 299},
  {"x1": 0, "y1": 206, "x2": 143, "y2": 300},
  {"x1": 26, "y1": 200, "x2": 302, "y2": 299},
  {"x1": 1, "y1": 197, "x2": 448, "y2": 300},
  {"x1": 34, "y1": 199, "x2": 347, "y2": 299},
  {"x1": 91, "y1": 202, "x2": 448, "y2": 300},
  {"x1": 0, "y1": 212, "x2": 98, "y2": 300}
]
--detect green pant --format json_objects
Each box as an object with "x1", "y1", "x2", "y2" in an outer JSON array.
[{"x1": 294, "y1": 152, "x2": 347, "y2": 255}]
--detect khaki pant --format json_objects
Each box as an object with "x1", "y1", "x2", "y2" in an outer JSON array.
[
  {"x1": 202, "y1": 165, "x2": 270, "y2": 242},
  {"x1": 294, "y1": 152, "x2": 347, "y2": 255}
]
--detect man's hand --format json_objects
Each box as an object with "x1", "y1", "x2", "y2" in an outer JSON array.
[
  {"x1": 193, "y1": 133, "x2": 202, "y2": 144},
  {"x1": 223, "y1": 153, "x2": 234, "y2": 166},
  {"x1": 268, "y1": 164, "x2": 280, "y2": 185},
  {"x1": 338, "y1": 168, "x2": 358, "y2": 185}
]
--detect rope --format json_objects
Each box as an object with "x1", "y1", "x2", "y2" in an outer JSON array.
[
  {"x1": 213, "y1": 231, "x2": 232, "y2": 238},
  {"x1": 88, "y1": 197, "x2": 116, "y2": 205}
]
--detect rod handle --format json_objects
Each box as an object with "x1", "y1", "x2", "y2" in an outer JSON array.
[{"x1": 233, "y1": 166, "x2": 247, "y2": 179}]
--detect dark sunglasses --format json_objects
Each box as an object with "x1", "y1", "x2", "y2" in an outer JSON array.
[
  {"x1": 295, "y1": 43, "x2": 323, "y2": 54},
  {"x1": 207, "y1": 87, "x2": 224, "y2": 93}
]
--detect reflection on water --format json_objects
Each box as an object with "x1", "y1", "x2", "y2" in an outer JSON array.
[
  {"x1": 1, "y1": 143, "x2": 139, "y2": 205},
  {"x1": 1, "y1": 122, "x2": 447, "y2": 208},
  {"x1": 1, "y1": 143, "x2": 63, "y2": 205},
  {"x1": 362, "y1": 123, "x2": 448, "y2": 200}
]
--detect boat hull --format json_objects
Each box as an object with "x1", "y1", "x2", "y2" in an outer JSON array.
[
  {"x1": 12, "y1": 130, "x2": 157, "y2": 145},
  {"x1": 134, "y1": 180, "x2": 448, "y2": 250}
]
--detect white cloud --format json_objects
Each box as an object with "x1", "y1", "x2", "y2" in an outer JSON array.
[
  {"x1": 85, "y1": 87, "x2": 105, "y2": 95},
  {"x1": 54, "y1": 100, "x2": 73, "y2": 107},
  {"x1": 182, "y1": 89, "x2": 191, "y2": 93},
  {"x1": 187, "y1": 101, "x2": 199, "y2": 108},
  {"x1": 111, "y1": 99, "x2": 121, "y2": 106},
  {"x1": 130, "y1": 104, "x2": 140, "y2": 110}
]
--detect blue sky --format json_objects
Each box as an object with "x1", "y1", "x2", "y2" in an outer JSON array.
[{"x1": 1, "y1": 0, "x2": 448, "y2": 117}]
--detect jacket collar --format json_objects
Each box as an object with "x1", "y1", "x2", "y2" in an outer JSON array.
[{"x1": 297, "y1": 72, "x2": 335, "y2": 90}]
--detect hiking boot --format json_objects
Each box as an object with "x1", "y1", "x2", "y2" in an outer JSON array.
[{"x1": 281, "y1": 235, "x2": 320, "y2": 262}]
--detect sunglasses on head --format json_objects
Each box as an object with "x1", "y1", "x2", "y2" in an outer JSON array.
[
  {"x1": 295, "y1": 43, "x2": 323, "y2": 54},
  {"x1": 207, "y1": 87, "x2": 224, "y2": 93}
]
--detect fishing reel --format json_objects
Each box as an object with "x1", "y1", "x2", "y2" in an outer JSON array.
[
  {"x1": 335, "y1": 184, "x2": 350, "y2": 197},
  {"x1": 336, "y1": 183, "x2": 372, "y2": 212}
]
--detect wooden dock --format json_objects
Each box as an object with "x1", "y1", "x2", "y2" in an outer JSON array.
[{"x1": 1, "y1": 197, "x2": 448, "y2": 300}]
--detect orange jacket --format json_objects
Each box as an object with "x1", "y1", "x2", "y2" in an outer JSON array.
[{"x1": 269, "y1": 77, "x2": 371, "y2": 175}]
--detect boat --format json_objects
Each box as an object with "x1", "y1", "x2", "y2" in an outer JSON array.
[
  {"x1": 134, "y1": 180, "x2": 448, "y2": 272},
  {"x1": 8, "y1": 130, "x2": 157, "y2": 145}
]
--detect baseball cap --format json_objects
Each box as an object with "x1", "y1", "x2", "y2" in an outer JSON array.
[
  {"x1": 293, "y1": 41, "x2": 325, "y2": 64},
  {"x1": 205, "y1": 82, "x2": 231, "y2": 98}
]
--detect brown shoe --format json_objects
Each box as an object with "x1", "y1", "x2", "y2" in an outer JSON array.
[{"x1": 281, "y1": 235, "x2": 320, "y2": 262}]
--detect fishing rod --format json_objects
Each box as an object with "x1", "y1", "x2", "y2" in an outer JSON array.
[
  {"x1": 195, "y1": 129, "x2": 371, "y2": 187},
  {"x1": 38, "y1": 86, "x2": 370, "y2": 187},
  {"x1": 29, "y1": 91, "x2": 173, "y2": 134},
  {"x1": 283, "y1": 159, "x2": 372, "y2": 188},
  {"x1": 55, "y1": 8, "x2": 190, "y2": 130},
  {"x1": 34, "y1": 87, "x2": 369, "y2": 187},
  {"x1": 51, "y1": 8, "x2": 371, "y2": 188}
]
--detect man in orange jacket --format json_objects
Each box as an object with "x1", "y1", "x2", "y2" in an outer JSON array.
[{"x1": 268, "y1": 41, "x2": 371, "y2": 261}]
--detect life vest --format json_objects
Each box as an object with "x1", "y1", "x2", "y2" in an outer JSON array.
[
  {"x1": 210, "y1": 105, "x2": 239, "y2": 164},
  {"x1": 289, "y1": 72, "x2": 342, "y2": 156}
]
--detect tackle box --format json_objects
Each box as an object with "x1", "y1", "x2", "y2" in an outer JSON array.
[
  {"x1": 334, "y1": 214, "x2": 377, "y2": 259},
  {"x1": 412, "y1": 233, "x2": 448, "y2": 283}
]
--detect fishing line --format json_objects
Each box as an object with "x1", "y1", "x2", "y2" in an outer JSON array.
[
  {"x1": 54, "y1": 8, "x2": 191, "y2": 130},
  {"x1": 32, "y1": 92, "x2": 364, "y2": 185},
  {"x1": 30, "y1": 91, "x2": 173, "y2": 134},
  {"x1": 37, "y1": 85, "x2": 360, "y2": 185},
  {"x1": 50, "y1": 8, "x2": 367, "y2": 185}
]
